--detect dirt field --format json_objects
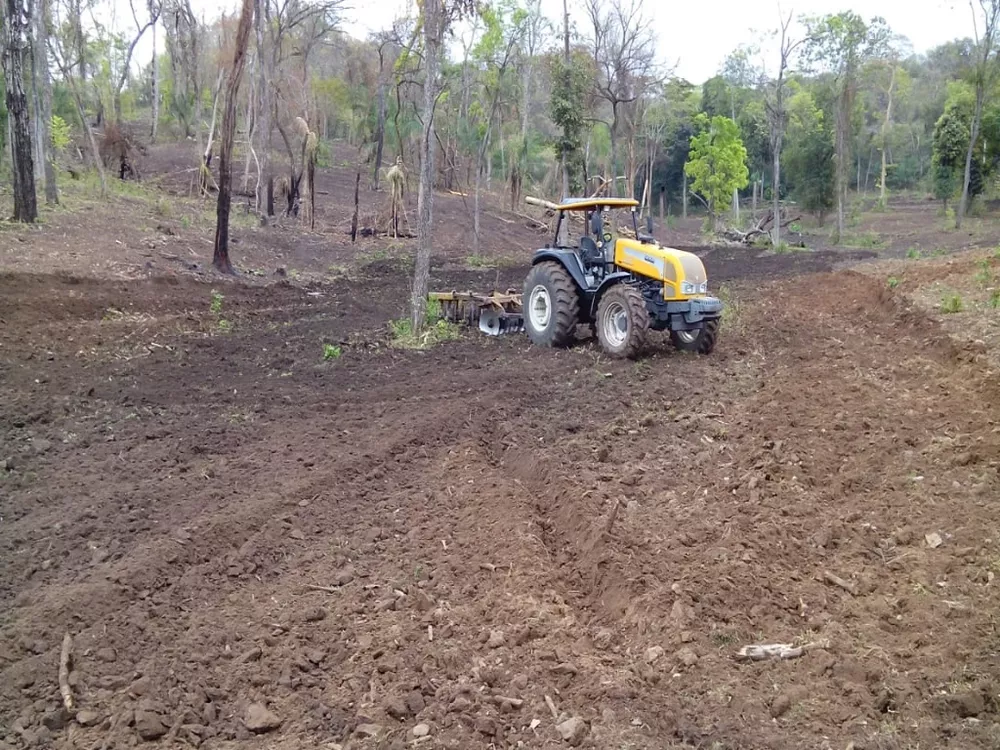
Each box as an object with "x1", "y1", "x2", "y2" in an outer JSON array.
[{"x1": 4, "y1": 142, "x2": 1000, "y2": 750}]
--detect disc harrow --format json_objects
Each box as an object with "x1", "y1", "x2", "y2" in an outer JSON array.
[{"x1": 428, "y1": 290, "x2": 525, "y2": 336}]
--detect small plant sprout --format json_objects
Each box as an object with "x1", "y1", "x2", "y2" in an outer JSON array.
[
  {"x1": 210, "y1": 290, "x2": 224, "y2": 314},
  {"x1": 887, "y1": 277, "x2": 900, "y2": 289},
  {"x1": 322, "y1": 343, "x2": 342, "y2": 360},
  {"x1": 941, "y1": 294, "x2": 963, "y2": 314}
]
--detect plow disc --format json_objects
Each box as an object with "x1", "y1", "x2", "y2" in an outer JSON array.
[{"x1": 429, "y1": 290, "x2": 524, "y2": 336}]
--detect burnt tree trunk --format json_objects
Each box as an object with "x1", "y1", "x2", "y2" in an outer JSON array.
[
  {"x1": 3, "y1": 0, "x2": 38, "y2": 222},
  {"x1": 212, "y1": 0, "x2": 254, "y2": 274}
]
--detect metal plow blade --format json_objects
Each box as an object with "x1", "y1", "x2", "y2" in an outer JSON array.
[{"x1": 429, "y1": 290, "x2": 524, "y2": 336}]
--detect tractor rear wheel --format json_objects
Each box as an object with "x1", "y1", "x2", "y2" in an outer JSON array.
[
  {"x1": 523, "y1": 261, "x2": 580, "y2": 348},
  {"x1": 596, "y1": 284, "x2": 649, "y2": 359},
  {"x1": 671, "y1": 318, "x2": 719, "y2": 354}
]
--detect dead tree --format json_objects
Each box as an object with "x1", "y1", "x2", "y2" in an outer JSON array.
[
  {"x1": 113, "y1": 0, "x2": 160, "y2": 122},
  {"x1": 212, "y1": 0, "x2": 254, "y2": 274},
  {"x1": 29, "y1": 0, "x2": 57, "y2": 203},
  {"x1": 584, "y1": 0, "x2": 658, "y2": 199},
  {"x1": 387, "y1": 155, "x2": 406, "y2": 236},
  {"x1": 2, "y1": 0, "x2": 38, "y2": 221},
  {"x1": 764, "y1": 11, "x2": 809, "y2": 248}
]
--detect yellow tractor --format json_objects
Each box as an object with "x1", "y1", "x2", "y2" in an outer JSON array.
[{"x1": 523, "y1": 197, "x2": 722, "y2": 359}]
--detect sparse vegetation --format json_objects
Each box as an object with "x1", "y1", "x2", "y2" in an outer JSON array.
[
  {"x1": 941, "y1": 293, "x2": 964, "y2": 313},
  {"x1": 389, "y1": 298, "x2": 460, "y2": 349},
  {"x1": 322, "y1": 343, "x2": 342, "y2": 360}
]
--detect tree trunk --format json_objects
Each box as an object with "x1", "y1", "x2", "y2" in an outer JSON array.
[
  {"x1": 772, "y1": 132, "x2": 782, "y2": 247},
  {"x1": 28, "y1": 0, "x2": 42, "y2": 182},
  {"x1": 557, "y1": 0, "x2": 569, "y2": 246},
  {"x1": 957, "y1": 87, "x2": 986, "y2": 229},
  {"x1": 212, "y1": 0, "x2": 254, "y2": 274},
  {"x1": 372, "y1": 75, "x2": 386, "y2": 190},
  {"x1": 3, "y1": 0, "x2": 38, "y2": 222},
  {"x1": 151, "y1": 21, "x2": 158, "y2": 141},
  {"x1": 410, "y1": 0, "x2": 441, "y2": 333},
  {"x1": 682, "y1": 175, "x2": 687, "y2": 219},
  {"x1": 834, "y1": 88, "x2": 847, "y2": 244},
  {"x1": 659, "y1": 189, "x2": 664, "y2": 221},
  {"x1": 254, "y1": 0, "x2": 271, "y2": 214},
  {"x1": 36, "y1": 0, "x2": 56, "y2": 204},
  {"x1": 879, "y1": 66, "x2": 894, "y2": 208},
  {"x1": 609, "y1": 108, "x2": 618, "y2": 198}
]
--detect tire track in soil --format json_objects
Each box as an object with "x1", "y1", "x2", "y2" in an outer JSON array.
[{"x1": 5, "y1": 268, "x2": 1000, "y2": 749}]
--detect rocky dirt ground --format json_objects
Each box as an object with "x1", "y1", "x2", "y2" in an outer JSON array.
[{"x1": 3, "y1": 142, "x2": 1000, "y2": 750}]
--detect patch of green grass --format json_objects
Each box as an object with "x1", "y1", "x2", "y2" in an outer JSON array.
[
  {"x1": 941, "y1": 294, "x2": 963, "y2": 314},
  {"x1": 906, "y1": 247, "x2": 922, "y2": 260},
  {"x1": 216, "y1": 318, "x2": 233, "y2": 332},
  {"x1": 389, "y1": 298, "x2": 461, "y2": 349},
  {"x1": 181, "y1": 216, "x2": 191, "y2": 229},
  {"x1": 155, "y1": 197, "x2": 173, "y2": 218},
  {"x1": 322, "y1": 343, "x2": 342, "y2": 360},
  {"x1": 842, "y1": 231, "x2": 885, "y2": 249},
  {"x1": 989, "y1": 289, "x2": 1000, "y2": 309},
  {"x1": 974, "y1": 258, "x2": 994, "y2": 287},
  {"x1": 717, "y1": 284, "x2": 745, "y2": 334},
  {"x1": 210, "y1": 289, "x2": 224, "y2": 315},
  {"x1": 887, "y1": 276, "x2": 900, "y2": 290},
  {"x1": 465, "y1": 253, "x2": 498, "y2": 269}
]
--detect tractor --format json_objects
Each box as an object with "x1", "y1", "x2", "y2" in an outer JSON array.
[{"x1": 522, "y1": 197, "x2": 722, "y2": 359}]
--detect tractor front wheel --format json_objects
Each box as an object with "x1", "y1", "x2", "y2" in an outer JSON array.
[
  {"x1": 523, "y1": 261, "x2": 580, "y2": 348},
  {"x1": 671, "y1": 318, "x2": 719, "y2": 354},
  {"x1": 596, "y1": 284, "x2": 649, "y2": 359}
]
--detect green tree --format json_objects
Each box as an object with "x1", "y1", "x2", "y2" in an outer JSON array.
[
  {"x1": 932, "y1": 99, "x2": 971, "y2": 208},
  {"x1": 684, "y1": 113, "x2": 749, "y2": 231},
  {"x1": 804, "y1": 11, "x2": 891, "y2": 242},
  {"x1": 550, "y1": 50, "x2": 590, "y2": 195},
  {"x1": 784, "y1": 88, "x2": 835, "y2": 223}
]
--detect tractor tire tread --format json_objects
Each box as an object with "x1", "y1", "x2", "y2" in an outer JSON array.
[
  {"x1": 597, "y1": 284, "x2": 649, "y2": 359},
  {"x1": 524, "y1": 261, "x2": 580, "y2": 348}
]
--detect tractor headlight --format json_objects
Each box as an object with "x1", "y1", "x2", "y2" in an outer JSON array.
[
  {"x1": 699, "y1": 282, "x2": 709, "y2": 293},
  {"x1": 680, "y1": 281, "x2": 697, "y2": 295}
]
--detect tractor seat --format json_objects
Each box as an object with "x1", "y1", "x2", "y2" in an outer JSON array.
[{"x1": 580, "y1": 236, "x2": 602, "y2": 265}]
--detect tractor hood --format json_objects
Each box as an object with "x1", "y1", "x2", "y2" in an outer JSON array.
[{"x1": 615, "y1": 239, "x2": 708, "y2": 287}]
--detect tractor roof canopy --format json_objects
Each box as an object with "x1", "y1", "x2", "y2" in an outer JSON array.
[{"x1": 555, "y1": 198, "x2": 639, "y2": 211}]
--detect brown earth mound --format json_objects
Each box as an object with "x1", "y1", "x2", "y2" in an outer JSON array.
[{"x1": 3, "y1": 259, "x2": 1000, "y2": 750}]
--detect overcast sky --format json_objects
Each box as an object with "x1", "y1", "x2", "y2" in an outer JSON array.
[
  {"x1": 339, "y1": 0, "x2": 972, "y2": 82},
  {"x1": 117, "y1": 0, "x2": 972, "y2": 84}
]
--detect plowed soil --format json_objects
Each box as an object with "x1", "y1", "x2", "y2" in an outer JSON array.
[{"x1": 3, "y1": 144, "x2": 1000, "y2": 750}]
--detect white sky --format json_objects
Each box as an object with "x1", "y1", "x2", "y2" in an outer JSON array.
[
  {"x1": 341, "y1": 0, "x2": 972, "y2": 82},
  {"x1": 118, "y1": 0, "x2": 973, "y2": 85}
]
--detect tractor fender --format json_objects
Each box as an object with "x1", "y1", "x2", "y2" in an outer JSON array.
[
  {"x1": 588, "y1": 272, "x2": 632, "y2": 317},
  {"x1": 530, "y1": 249, "x2": 589, "y2": 292}
]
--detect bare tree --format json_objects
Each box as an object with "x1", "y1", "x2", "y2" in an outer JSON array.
[
  {"x1": 584, "y1": 0, "x2": 657, "y2": 198},
  {"x1": 28, "y1": 0, "x2": 56, "y2": 203},
  {"x1": 370, "y1": 32, "x2": 393, "y2": 190},
  {"x1": 411, "y1": 0, "x2": 443, "y2": 333},
  {"x1": 411, "y1": 0, "x2": 475, "y2": 333},
  {"x1": 2, "y1": 0, "x2": 38, "y2": 221},
  {"x1": 764, "y1": 11, "x2": 810, "y2": 248},
  {"x1": 957, "y1": 0, "x2": 1000, "y2": 228},
  {"x1": 213, "y1": 0, "x2": 254, "y2": 274},
  {"x1": 150, "y1": 6, "x2": 158, "y2": 140},
  {"x1": 113, "y1": 0, "x2": 161, "y2": 122},
  {"x1": 48, "y1": 0, "x2": 106, "y2": 196}
]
